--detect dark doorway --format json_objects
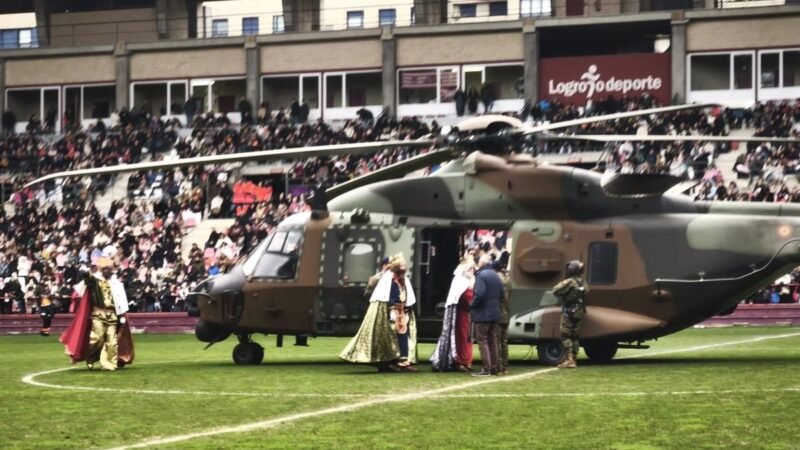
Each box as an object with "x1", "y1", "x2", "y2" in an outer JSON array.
[{"x1": 416, "y1": 228, "x2": 462, "y2": 338}]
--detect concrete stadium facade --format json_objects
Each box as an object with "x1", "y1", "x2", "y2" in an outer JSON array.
[{"x1": 0, "y1": 4, "x2": 799, "y2": 132}]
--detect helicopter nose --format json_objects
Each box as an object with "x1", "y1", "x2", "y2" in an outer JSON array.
[{"x1": 187, "y1": 269, "x2": 246, "y2": 320}]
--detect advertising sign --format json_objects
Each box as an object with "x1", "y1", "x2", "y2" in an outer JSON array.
[{"x1": 539, "y1": 53, "x2": 671, "y2": 104}]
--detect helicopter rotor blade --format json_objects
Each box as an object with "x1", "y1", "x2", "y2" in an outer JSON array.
[
  {"x1": 326, "y1": 148, "x2": 455, "y2": 200},
  {"x1": 538, "y1": 134, "x2": 800, "y2": 143},
  {"x1": 523, "y1": 103, "x2": 717, "y2": 135},
  {"x1": 23, "y1": 139, "x2": 435, "y2": 188}
]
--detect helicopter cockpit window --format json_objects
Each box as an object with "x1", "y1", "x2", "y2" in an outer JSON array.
[
  {"x1": 588, "y1": 242, "x2": 618, "y2": 285},
  {"x1": 251, "y1": 230, "x2": 304, "y2": 280},
  {"x1": 343, "y1": 243, "x2": 376, "y2": 284},
  {"x1": 268, "y1": 231, "x2": 287, "y2": 252},
  {"x1": 240, "y1": 235, "x2": 271, "y2": 276}
]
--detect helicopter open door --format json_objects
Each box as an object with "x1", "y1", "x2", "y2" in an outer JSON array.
[{"x1": 417, "y1": 227, "x2": 462, "y2": 338}]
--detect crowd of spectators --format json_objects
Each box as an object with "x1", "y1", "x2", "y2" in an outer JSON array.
[
  {"x1": 0, "y1": 104, "x2": 441, "y2": 314},
  {"x1": 1, "y1": 97, "x2": 799, "y2": 315}
]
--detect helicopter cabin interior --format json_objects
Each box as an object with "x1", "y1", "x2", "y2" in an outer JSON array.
[{"x1": 414, "y1": 227, "x2": 511, "y2": 338}]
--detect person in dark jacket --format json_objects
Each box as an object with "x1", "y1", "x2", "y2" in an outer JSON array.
[
  {"x1": 2, "y1": 110, "x2": 16, "y2": 135},
  {"x1": 40, "y1": 296, "x2": 55, "y2": 336},
  {"x1": 469, "y1": 254, "x2": 504, "y2": 376},
  {"x1": 453, "y1": 88, "x2": 466, "y2": 116}
]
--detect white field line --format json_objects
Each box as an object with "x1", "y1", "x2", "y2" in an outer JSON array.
[
  {"x1": 104, "y1": 331, "x2": 800, "y2": 450},
  {"x1": 428, "y1": 387, "x2": 800, "y2": 398},
  {"x1": 617, "y1": 330, "x2": 800, "y2": 360},
  {"x1": 107, "y1": 367, "x2": 559, "y2": 450},
  {"x1": 24, "y1": 331, "x2": 800, "y2": 399}
]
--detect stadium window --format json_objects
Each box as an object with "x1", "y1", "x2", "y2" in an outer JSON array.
[
  {"x1": 18, "y1": 29, "x2": 32, "y2": 48},
  {"x1": 273, "y1": 15, "x2": 285, "y2": 33},
  {"x1": 1, "y1": 29, "x2": 19, "y2": 49},
  {"x1": 520, "y1": 0, "x2": 551, "y2": 17},
  {"x1": 410, "y1": 6, "x2": 416, "y2": 25},
  {"x1": 785, "y1": 51, "x2": 800, "y2": 87},
  {"x1": 733, "y1": 54, "x2": 752, "y2": 90},
  {"x1": 379, "y1": 9, "x2": 396, "y2": 26},
  {"x1": 588, "y1": 242, "x2": 618, "y2": 285},
  {"x1": 347, "y1": 11, "x2": 364, "y2": 29},
  {"x1": 489, "y1": 1, "x2": 508, "y2": 16},
  {"x1": 457, "y1": 4, "x2": 477, "y2": 17},
  {"x1": 760, "y1": 52, "x2": 780, "y2": 88},
  {"x1": 211, "y1": 19, "x2": 228, "y2": 37},
  {"x1": 242, "y1": 17, "x2": 259, "y2": 35},
  {"x1": 690, "y1": 54, "x2": 730, "y2": 91}
]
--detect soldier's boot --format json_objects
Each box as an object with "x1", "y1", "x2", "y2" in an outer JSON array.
[
  {"x1": 557, "y1": 354, "x2": 572, "y2": 369},
  {"x1": 566, "y1": 354, "x2": 577, "y2": 369}
]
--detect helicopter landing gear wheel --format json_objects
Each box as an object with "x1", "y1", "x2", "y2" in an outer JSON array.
[
  {"x1": 232, "y1": 342, "x2": 264, "y2": 365},
  {"x1": 583, "y1": 341, "x2": 618, "y2": 363},
  {"x1": 537, "y1": 341, "x2": 565, "y2": 366}
]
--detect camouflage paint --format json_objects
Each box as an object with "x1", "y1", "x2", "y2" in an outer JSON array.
[{"x1": 195, "y1": 151, "x2": 800, "y2": 350}]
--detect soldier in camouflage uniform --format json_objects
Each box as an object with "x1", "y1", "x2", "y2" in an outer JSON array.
[
  {"x1": 553, "y1": 260, "x2": 587, "y2": 369},
  {"x1": 495, "y1": 262, "x2": 511, "y2": 374}
]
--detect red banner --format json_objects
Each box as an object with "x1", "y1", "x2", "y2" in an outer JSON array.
[
  {"x1": 401, "y1": 70, "x2": 437, "y2": 89},
  {"x1": 539, "y1": 53, "x2": 671, "y2": 104}
]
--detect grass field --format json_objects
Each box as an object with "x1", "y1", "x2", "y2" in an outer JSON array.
[{"x1": 2, "y1": 327, "x2": 800, "y2": 449}]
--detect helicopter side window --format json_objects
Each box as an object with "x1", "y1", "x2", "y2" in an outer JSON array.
[
  {"x1": 253, "y1": 230, "x2": 304, "y2": 280},
  {"x1": 342, "y1": 243, "x2": 376, "y2": 284},
  {"x1": 588, "y1": 242, "x2": 618, "y2": 285}
]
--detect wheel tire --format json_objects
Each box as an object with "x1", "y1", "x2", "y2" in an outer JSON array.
[
  {"x1": 250, "y1": 343, "x2": 264, "y2": 365},
  {"x1": 232, "y1": 342, "x2": 264, "y2": 365},
  {"x1": 583, "y1": 341, "x2": 618, "y2": 363},
  {"x1": 537, "y1": 341, "x2": 565, "y2": 366}
]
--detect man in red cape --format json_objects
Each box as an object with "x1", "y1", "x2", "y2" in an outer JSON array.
[{"x1": 60, "y1": 258, "x2": 134, "y2": 370}]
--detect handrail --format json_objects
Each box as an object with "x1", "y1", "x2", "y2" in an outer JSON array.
[{"x1": 655, "y1": 238, "x2": 800, "y2": 288}]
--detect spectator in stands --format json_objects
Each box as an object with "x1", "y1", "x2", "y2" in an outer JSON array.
[
  {"x1": 44, "y1": 108, "x2": 57, "y2": 133},
  {"x1": 467, "y1": 88, "x2": 479, "y2": 115},
  {"x1": 2, "y1": 110, "x2": 16, "y2": 136},
  {"x1": 184, "y1": 98, "x2": 198, "y2": 125},
  {"x1": 480, "y1": 83, "x2": 494, "y2": 113},
  {"x1": 0, "y1": 98, "x2": 796, "y2": 316},
  {"x1": 257, "y1": 101, "x2": 270, "y2": 125},
  {"x1": 238, "y1": 97, "x2": 253, "y2": 125},
  {"x1": 6, "y1": 273, "x2": 24, "y2": 314},
  {"x1": 298, "y1": 99, "x2": 310, "y2": 124}
]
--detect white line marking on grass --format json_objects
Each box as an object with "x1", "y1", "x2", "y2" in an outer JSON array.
[
  {"x1": 425, "y1": 387, "x2": 800, "y2": 398},
  {"x1": 618, "y1": 331, "x2": 800, "y2": 360},
  {"x1": 23, "y1": 368, "x2": 800, "y2": 401},
  {"x1": 106, "y1": 367, "x2": 559, "y2": 450},
  {"x1": 21, "y1": 366, "x2": 402, "y2": 399},
  {"x1": 19, "y1": 331, "x2": 800, "y2": 449}
]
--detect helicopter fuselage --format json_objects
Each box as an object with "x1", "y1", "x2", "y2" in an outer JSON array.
[{"x1": 188, "y1": 152, "x2": 800, "y2": 362}]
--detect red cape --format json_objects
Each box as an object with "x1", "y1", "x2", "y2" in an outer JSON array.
[
  {"x1": 59, "y1": 290, "x2": 92, "y2": 363},
  {"x1": 59, "y1": 290, "x2": 135, "y2": 365}
]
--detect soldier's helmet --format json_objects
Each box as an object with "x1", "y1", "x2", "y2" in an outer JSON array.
[{"x1": 565, "y1": 260, "x2": 584, "y2": 277}]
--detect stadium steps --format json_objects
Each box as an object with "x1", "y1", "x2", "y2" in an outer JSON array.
[
  {"x1": 92, "y1": 173, "x2": 132, "y2": 213},
  {"x1": 93, "y1": 153, "x2": 154, "y2": 213},
  {"x1": 182, "y1": 218, "x2": 236, "y2": 260},
  {"x1": 714, "y1": 127, "x2": 754, "y2": 187}
]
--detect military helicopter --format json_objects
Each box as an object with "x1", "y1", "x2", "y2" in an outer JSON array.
[{"x1": 27, "y1": 103, "x2": 800, "y2": 366}]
